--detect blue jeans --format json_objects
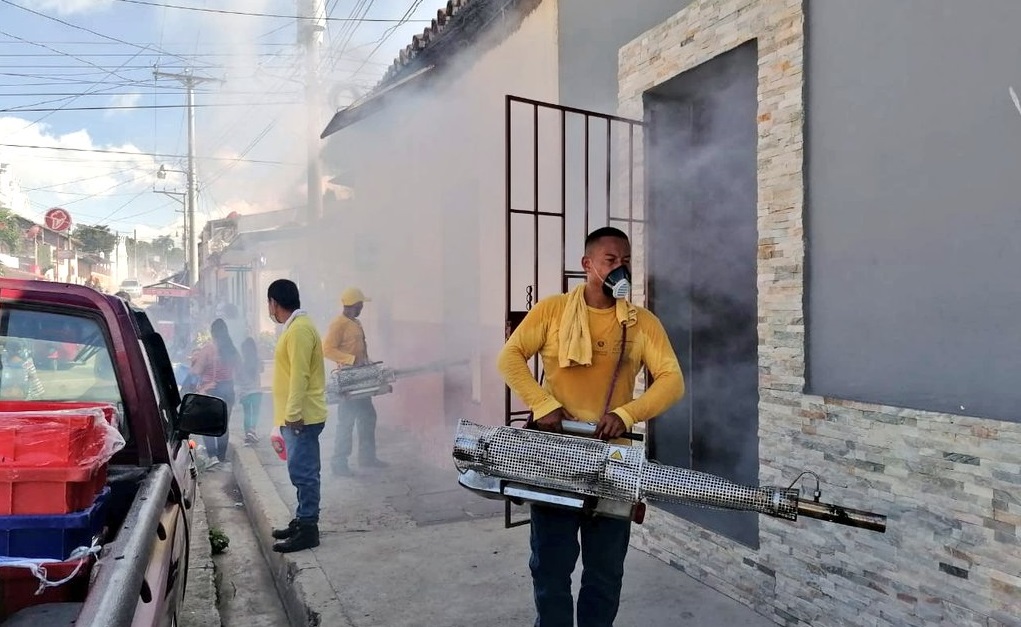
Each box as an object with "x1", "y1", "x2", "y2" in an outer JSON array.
[
  {"x1": 280, "y1": 422, "x2": 325, "y2": 523},
  {"x1": 529, "y1": 505, "x2": 631, "y2": 627},
  {"x1": 202, "y1": 381, "x2": 234, "y2": 462}
]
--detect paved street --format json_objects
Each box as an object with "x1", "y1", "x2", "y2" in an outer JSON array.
[{"x1": 232, "y1": 403, "x2": 777, "y2": 627}]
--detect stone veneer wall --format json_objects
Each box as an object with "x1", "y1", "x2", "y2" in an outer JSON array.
[{"x1": 617, "y1": 1, "x2": 1021, "y2": 625}]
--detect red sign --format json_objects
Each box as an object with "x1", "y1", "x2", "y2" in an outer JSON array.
[{"x1": 44, "y1": 208, "x2": 72, "y2": 232}]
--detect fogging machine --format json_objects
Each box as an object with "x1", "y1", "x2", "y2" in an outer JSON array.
[
  {"x1": 453, "y1": 419, "x2": 887, "y2": 532},
  {"x1": 327, "y1": 359, "x2": 469, "y2": 402}
]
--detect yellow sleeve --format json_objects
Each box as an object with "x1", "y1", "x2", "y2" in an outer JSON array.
[
  {"x1": 284, "y1": 326, "x2": 315, "y2": 421},
  {"x1": 611, "y1": 314, "x2": 685, "y2": 429},
  {"x1": 323, "y1": 318, "x2": 355, "y2": 366},
  {"x1": 496, "y1": 300, "x2": 563, "y2": 419}
]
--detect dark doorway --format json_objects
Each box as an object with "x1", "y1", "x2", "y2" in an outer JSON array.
[{"x1": 645, "y1": 40, "x2": 760, "y2": 547}]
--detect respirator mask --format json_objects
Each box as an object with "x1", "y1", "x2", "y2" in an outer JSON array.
[{"x1": 600, "y1": 265, "x2": 632, "y2": 299}]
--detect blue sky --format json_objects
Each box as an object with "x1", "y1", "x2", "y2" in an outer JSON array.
[{"x1": 0, "y1": 0, "x2": 437, "y2": 240}]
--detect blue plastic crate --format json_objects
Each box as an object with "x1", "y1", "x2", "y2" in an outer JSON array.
[{"x1": 0, "y1": 486, "x2": 109, "y2": 560}]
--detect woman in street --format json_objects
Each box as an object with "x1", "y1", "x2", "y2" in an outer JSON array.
[{"x1": 191, "y1": 318, "x2": 239, "y2": 463}]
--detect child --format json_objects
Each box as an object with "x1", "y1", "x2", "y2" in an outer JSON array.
[
  {"x1": 238, "y1": 337, "x2": 264, "y2": 444},
  {"x1": 1, "y1": 339, "x2": 45, "y2": 400}
]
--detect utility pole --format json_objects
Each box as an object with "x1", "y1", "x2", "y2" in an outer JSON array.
[
  {"x1": 154, "y1": 69, "x2": 223, "y2": 286},
  {"x1": 133, "y1": 228, "x2": 138, "y2": 278},
  {"x1": 299, "y1": 0, "x2": 325, "y2": 223}
]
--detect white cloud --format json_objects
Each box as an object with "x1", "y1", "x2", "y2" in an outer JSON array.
[
  {"x1": 34, "y1": 0, "x2": 114, "y2": 15},
  {"x1": 0, "y1": 116, "x2": 158, "y2": 226},
  {"x1": 105, "y1": 92, "x2": 142, "y2": 117}
]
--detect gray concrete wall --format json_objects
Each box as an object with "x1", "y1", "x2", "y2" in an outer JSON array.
[
  {"x1": 621, "y1": 1, "x2": 1021, "y2": 625},
  {"x1": 558, "y1": 0, "x2": 694, "y2": 115},
  {"x1": 806, "y1": 0, "x2": 1021, "y2": 424}
]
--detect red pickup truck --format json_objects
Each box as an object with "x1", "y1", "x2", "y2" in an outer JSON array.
[{"x1": 0, "y1": 279, "x2": 228, "y2": 627}]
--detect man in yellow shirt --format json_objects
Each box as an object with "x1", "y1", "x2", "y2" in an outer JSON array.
[
  {"x1": 323, "y1": 287, "x2": 386, "y2": 475},
  {"x1": 498, "y1": 226, "x2": 685, "y2": 627},
  {"x1": 266, "y1": 279, "x2": 328, "y2": 553}
]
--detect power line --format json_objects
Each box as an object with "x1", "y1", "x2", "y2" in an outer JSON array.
[
  {"x1": 111, "y1": 0, "x2": 433, "y2": 22},
  {"x1": 0, "y1": 0, "x2": 196, "y2": 66},
  {"x1": 93, "y1": 188, "x2": 150, "y2": 224},
  {"x1": 59, "y1": 177, "x2": 139, "y2": 206},
  {"x1": 0, "y1": 90, "x2": 302, "y2": 97},
  {"x1": 347, "y1": 0, "x2": 425, "y2": 81},
  {"x1": 23, "y1": 167, "x2": 142, "y2": 190},
  {"x1": 1, "y1": 102, "x2": 302, "y2": 112},
  {"x1": 0, "y1": 29, "x2": 134, "y2": 83},
  {"x1": 0, "y1": 142, "x2": 300, "y2": 165}
]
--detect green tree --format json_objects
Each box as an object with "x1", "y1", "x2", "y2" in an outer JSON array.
[
  {"x1": 126, "y1": 237, "x2": 155, "y2": 275},
  {"x1": 0, "y1": 206, "x2": 22, "y2": 254},
  {"x1": 153, "y1": 235, "x2": 174, "y2": 257},
  {"x1": 73, "y1": 224, "x2": 118, "y2": 255},
  {"x1": 167, "y1": 246, "x2": 185, "y2": 269}
]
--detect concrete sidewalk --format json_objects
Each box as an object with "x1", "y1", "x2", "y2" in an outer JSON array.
[{"x1": 232, "y1": 416, "x2": 777, "y2": 627}]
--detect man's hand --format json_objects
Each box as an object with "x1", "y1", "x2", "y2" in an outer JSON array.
[
  {"x1": 285, "y1": 418, "x2": 305, "y2": 432},
  {"x1": 593, "y1": 413, "x2": 626, "y2": 440},
  {"x1": 531, "y1": 407, "x2": 572, "y2": 433},
  {"x1": 353, "y1": 356, "x2": 369, "y2": 367}
]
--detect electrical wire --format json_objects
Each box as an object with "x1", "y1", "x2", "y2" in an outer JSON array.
[
  {"x1": 23, "y1": 167, "x2": 142, "y2": 191},
  {"x1": 0, "y1": 143, "x2": 300, "y2": 165},
  {"x1": 110, "y1": 0, "x2": 432, "y2": 22},
  {"x1": 0, "y1": 30, "x2": 135, "y2": 83},
  {"x1": 345, "y1": 0, "x2": 425, "y2": 81},
  {"x1": 1, "y1": 102, "x2": 303, "y2": 112},
  {"x1": 0, "y1": 0, "x2": 197, "y2": 67}
]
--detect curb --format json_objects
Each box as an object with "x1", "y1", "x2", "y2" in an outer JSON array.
[
  {"x1": 230, "y1": 442, "x2": 353, "y2": 627},
  {"x1": 180, "y1": 482, "x2": 221, "y2": 627}
]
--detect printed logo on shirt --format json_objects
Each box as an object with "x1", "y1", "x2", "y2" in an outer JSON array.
[{"x1": 593, "y1": 338, "x2": 633, "y2": 358}]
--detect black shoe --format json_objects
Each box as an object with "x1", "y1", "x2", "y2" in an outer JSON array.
[
  {"x1": 360, "y1": 458, "x2": 388, "y2": 468},
  {"x1": 271, "y1": 518, "x2": 299, "y2": 540},
  {"x1": 272, "y1": 522, "x2": 319, "y2": 553}
]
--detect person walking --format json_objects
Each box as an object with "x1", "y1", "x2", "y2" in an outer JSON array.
[
  {"x1": 191, "y1": 318, "x2": 239, "y2": 463},
  {"x1": 266, "y1": 279, "x2": 328, "y2": 553},
  {"x1": 497, "y1": 226, "x2": 686, "y2": 627},
  {"x1": 238, "y1": 336, "x2": 264, "y2": 444},
  {"x1": 323, "y1": 286, "x2": 386, "y2": 476}
]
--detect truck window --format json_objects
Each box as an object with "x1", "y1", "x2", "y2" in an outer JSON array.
[
  {"x1": 0, "y1": 307, "x2": 126, "y2": 428},
  {"x1": 132, "y1": 309, "x2": 183, "y2": 444}
]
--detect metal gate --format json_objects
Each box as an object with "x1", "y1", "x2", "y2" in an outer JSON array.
[{"x1": 503, "y1": 95, "x2": 644, "y2": 527}]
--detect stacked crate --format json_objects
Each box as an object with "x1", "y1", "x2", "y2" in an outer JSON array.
[{"x1": 0, "y1": 402, "x2": 120, "y2": 620}]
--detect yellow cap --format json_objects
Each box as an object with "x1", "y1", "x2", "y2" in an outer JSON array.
[{"x1": 340, "y1": 287, "x2": 370, "y2": 307}]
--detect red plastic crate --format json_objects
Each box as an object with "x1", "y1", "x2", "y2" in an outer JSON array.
[
  {"x1": 0, "y1": 403, "x2": 119, "y2": 468},
  {"x1": 0, "y1": 402, "x2": 118, "y2": 427},
  {"x1": 0, "y1": 556, "x2": 92, "y2": 621},
  {"x1": 0, "y1": 413, "x2": 101, "y2": 468},
  {"x1": 0, "y1": 462, "x2": 107, "y2": 516}
]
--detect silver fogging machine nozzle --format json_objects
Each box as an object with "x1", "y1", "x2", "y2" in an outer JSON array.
[
  {"x1": 327, "y1": 358, "x2": 471, "y2": 402},
  {"x1": 453, "y1": 419, "x2": 886, "y2": 533}
]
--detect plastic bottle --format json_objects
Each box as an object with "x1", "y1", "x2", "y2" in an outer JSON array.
[{"x1": 270, "y1": 427, "x2": 287, "y2": 461}]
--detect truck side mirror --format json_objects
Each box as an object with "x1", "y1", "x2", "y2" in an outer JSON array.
[{"x1": 178, "y1": 393, "x2": 228, "y2": 437}]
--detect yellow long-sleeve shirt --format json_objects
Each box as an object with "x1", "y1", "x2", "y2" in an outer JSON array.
[
  {"x1": 323, "y1": 315, "x2": 368, "y2": 366},
  {"x1": 497, "y1": 294, "x2": 684, "y2": 431},
  {"x1": 272, "y1": 313, "x2": 328, "y2": 427}
]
